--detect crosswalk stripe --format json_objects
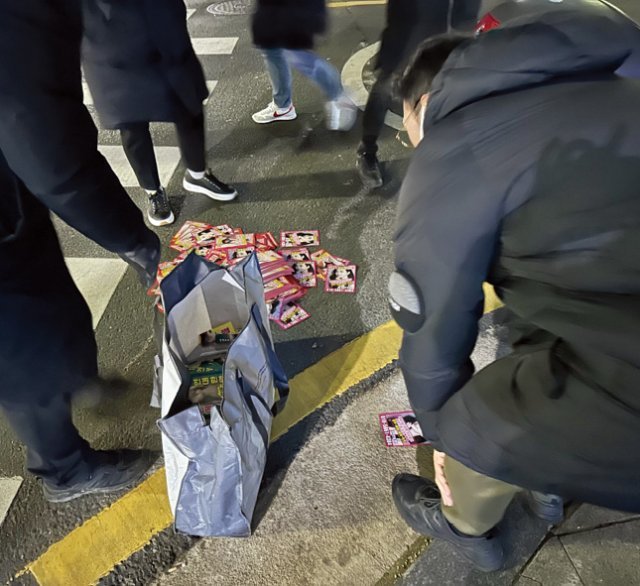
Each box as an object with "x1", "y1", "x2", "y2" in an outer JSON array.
[
  {"x1": 65, "y1": 258, "x2": 128, "y2": 329},
  {"x1": 204, "y1": 80, "x2": 218, "y2": 104},
  {"x1": 0, "y1": 477, "x2": 22, "y2": 529},
  {"x1": 82, "y1": 82, "x2": 94, "y2": 106},
  {"x1": 98, "y1": 145, "x2": 181, "y2": 188},
  {"x1": 191, "y1": 37, "x2": 238, "y2": 55}
]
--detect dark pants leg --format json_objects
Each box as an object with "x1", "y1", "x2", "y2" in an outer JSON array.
[
  {"x1": 0, "y1": 394, "x2": 93, "y2": 487},
  {"x1": 0, "y1": 176, "x2": 97, "y2": 488},
  {"x1": 119, "y1": 123, "x2": 162, "y2": 191},
  {"x1": 174, "y1": 108, "x2": 206, "y2": 173},
  {"x1": 360, "y1": 71, "x2": 394, "y2": 156}
]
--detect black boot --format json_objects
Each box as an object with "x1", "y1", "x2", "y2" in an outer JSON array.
[
  {"x1": 43, "y1": 449, "x2": 158, "y2": 503},
  {"x1": 392, "y1": 473, "x2": 505, "y2": 572},
  {"x1": 357, "y1": 147, "x2": 383, "y2": 189}
]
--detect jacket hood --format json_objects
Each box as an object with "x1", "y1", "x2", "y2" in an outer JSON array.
[{"x1": 426, "y1": 7, "x2": 637, "y2": 125}]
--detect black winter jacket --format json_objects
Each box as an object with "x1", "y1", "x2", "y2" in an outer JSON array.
[
  {"x1": 82, "y1": 0, "x2": 208, "y2": 129},
  {"x1": 0, "y1": 1, "x2": 156, "y2": 401},
  {"x1": 252, "y1": 0, "x2": 327, "y2": 50},
  {"x1": 394, "y1": 6, "x2": 640, "y2": 511}
]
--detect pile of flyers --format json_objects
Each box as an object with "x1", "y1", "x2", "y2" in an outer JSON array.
[{"x1": 148, "y1": 221, "x2": 358, "y2": 330}]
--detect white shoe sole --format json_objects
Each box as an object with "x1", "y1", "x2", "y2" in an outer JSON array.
[
  {"x1": 252, "y1": 111, "x2": 298, "y2": 124},
  {"x1": 147, "y1": 209, "x2": 175, "y2": 227},
  {"x1": 183, "y1": 178, "x2": 238, "y2": 202}
]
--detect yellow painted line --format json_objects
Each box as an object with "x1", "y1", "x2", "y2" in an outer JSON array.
[
  {"x1": 272, "y1": 319, "x2": 402, "y2": 438},
  {"x1": 27, "y1": 469, "x2": 171, "y2": 586},
  {"x1": 328, "y1": 0, "x2": 387, "y2": 8},
  {"x1": 22, "y1": 285, "x2": 502, "y2": 585}
]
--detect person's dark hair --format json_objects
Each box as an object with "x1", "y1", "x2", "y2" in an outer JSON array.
[{"x1": 397, "y1": 34, "x2": 471, "y2": 108}]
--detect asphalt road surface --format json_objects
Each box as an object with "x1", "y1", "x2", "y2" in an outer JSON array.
[{"x1": 1, "y1": 0, "x2": 638, "y2": 584}]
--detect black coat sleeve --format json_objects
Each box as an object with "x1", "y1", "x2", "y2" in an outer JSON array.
[
  {"x1": 0, "y1": 2, "x2": 151, "y2": 255},
  {"x1": 393, "y1": 132, "x2": 502, "y2": 418}
]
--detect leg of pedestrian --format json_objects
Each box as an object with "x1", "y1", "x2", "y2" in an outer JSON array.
[
  {"x1": 285, "y1": 49, "x2": 358, "y2": 131},
  {"x1": 252, "y1": 48, "x2": 298, "y2": 124},
  {"x1": 442, "y1": 456, "x2": 521, "y2": 538},
  {"x1": 176, "y1": 108, "x2": 237, "y2": 202},
  {"x1": 0, "y1": 394, "x2": 94, "y2": 490},
  {"x1": 0, "y1": 186, "x2": 158, "y2": 504},
  {"x1": 392, "y1": 455, "x2": 519, "y2": 572},
  {"x1": 357, "y1": 72, "x2": 393, "y2": 188},
  {"x1": 120, "y1": 123, "x2": 174, "y2": 227}
]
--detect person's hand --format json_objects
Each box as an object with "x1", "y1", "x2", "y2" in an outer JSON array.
[{"x1": 433, "y1": 450, "x2": 454, "y2": 507}]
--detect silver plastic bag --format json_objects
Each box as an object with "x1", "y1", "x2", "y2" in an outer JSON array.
[{"x1": 154, "y1": 252, "x2": 289, "y2": 537}]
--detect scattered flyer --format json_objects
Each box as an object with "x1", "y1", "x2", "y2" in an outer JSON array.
[
  {"x1": 290, "y1": 261, "x2": 317, "y2": 288},
  {"x1": 282, "y1": 247, "x2": 312, "y2": 262},
  {"x1": 274, "y1": 302, "x2": 311, "y2": 330},
  {"x1": 154, "y1": 222, "x2": 359, "y2": 329},
  {"x1": 379, "y1": 411, "x2": 429, "y2": 447},
  {"x1": 215, "y1": 233, "x2": 252, "y2": 249},
  {"x1": 255, "y1": 232, "x2": 279, "y2": 250},
  {"x1": 312, "y1": 249, "x2": 350, "y2": 280},
  {"x1": 225, "y1": 246, "x2": 256, "y2": 264},
  {"x1": 262, "y1": 263, "x2": 294, "y2": 282},
  {"x1": 280, "y1": 230, "x2": 320, "y2": 248},
  {"x1": 195, "y1": 225, "x2": 232, "y2": 244},
  {"x1": 324, "y1": 265, "x2": 357, "y2": 293}
]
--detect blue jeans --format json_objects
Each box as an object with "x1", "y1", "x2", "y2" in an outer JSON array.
[{"x1": 261, "y1": 48, "x2": 344, "y2": 109}]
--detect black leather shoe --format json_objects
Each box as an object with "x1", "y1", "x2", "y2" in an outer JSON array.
[
  {"x1": 357, "y1": 152, "x2": 383, "y2": 189},
  {"x1": 43, "y1": 450, "x2": 158, "y2": 503},
  {"x1": 392, "y1": 473, "x2": 505, "y2": 572}
]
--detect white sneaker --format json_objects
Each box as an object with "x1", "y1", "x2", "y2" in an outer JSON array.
[
  {"x1": 252, "y1": 102, "x2": 297, "y2": 124},
  {"x1": 325, "y1": 94, "x2": 358, "y2": 131}
]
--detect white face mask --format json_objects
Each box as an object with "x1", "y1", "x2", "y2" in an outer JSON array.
[{"x1": 418, "y1": 102, "x2": 427, "y2": 142}]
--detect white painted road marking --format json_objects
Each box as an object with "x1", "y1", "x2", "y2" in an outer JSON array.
[
  {"x1": 204, "y1": 80, "x2": 218, "y2": 104},
  {"x1": 0, "y1": 477, "x2": 22, "y2": 528},
  {"x1": 98, "y1": 145, "x2": 181, "y2": 188},
  {"x1": 82, "y1": 82, "x2": 94, "y2": 106},
  {"x1": 186, "y1": 8, "x2": 196, "y2": 19},
  {"x1": 65, "y1": 258, "x2": 129, "y2": 328},
  {"x1": 191, "y1": 37, "x2": 239, "y2": 55},
  {"x1": 341, "y1": 42, "x2": 403, "y2": 130}
]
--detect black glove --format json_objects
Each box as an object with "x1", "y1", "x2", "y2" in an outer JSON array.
[{"x1": 119, "y1": 229, "x2": 160, "y2": 289}]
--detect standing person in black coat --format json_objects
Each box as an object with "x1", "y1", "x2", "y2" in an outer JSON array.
[
  {"x1": 0, "y1": 2, "x2": 159, "y2": 502},
  {"x1": 251, "y1": 0, "x2": 358, "y2": 131},
  {"x1": 387, "y1": 5, "x2": 640, "y2": 571},
  {"x1": 82, "y1": 0, "x2": 237, "y2": 228},
  {"x1": 357, "y1": 0, "x2": 480, "y2": 188}
]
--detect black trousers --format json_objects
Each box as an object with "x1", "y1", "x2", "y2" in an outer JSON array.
[
  {"x1": 0, "y1": 393, "x2": 93, "y2": 486},
  {"x1": 120, "y1": 107, "x2": 206, "y2": 191},
  {"x1": 360, "y1": 0, "x2": 480, "y2": 154},
  {"x1": 0, "y1": 169, "x2": 98, "y2": 487}
]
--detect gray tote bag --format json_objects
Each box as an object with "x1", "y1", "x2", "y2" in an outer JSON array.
[{"x1": 153, "y1": 252, "x2": 289, "y2": 537}]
